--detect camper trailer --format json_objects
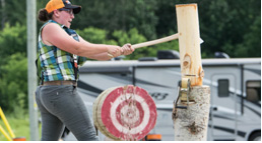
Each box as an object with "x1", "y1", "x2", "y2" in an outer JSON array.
[{"x1": 75, "y1": 53, "x2": 261, "y2": 141}]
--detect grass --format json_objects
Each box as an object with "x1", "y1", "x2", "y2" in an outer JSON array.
[{"x1": 0, "y1": 113, "x2": 41, "y2": 141}]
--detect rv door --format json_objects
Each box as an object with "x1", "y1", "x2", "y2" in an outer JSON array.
[{"x1": 210, "y1": 74, "x2": 237, "y2": 141}]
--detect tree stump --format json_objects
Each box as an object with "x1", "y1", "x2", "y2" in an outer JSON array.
[{"x1": 173, "y1": 86, "x2": 210, "y2": 141}]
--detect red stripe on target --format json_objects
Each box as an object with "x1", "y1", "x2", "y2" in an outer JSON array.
[
  {"x1": 115, "y1": 99, "x2": 144, "y2": 128},
  {"x1": 100, "y1": 85, "x2": 157, "y2": 141}
]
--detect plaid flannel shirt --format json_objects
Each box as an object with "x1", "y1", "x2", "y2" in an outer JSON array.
[{"x1": 37, "y1": 20, "x2": 86, "y2": 81}]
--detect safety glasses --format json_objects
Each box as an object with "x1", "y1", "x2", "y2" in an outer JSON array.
[{"x1": 59, "y1": 8, "x2": 74, "y2": 15}]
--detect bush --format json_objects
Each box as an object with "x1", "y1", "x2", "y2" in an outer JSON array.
[{"x1": 0, "y1": 53, "x2": 28, "y2": 115}]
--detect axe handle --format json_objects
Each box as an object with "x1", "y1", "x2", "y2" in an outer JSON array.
[{"x1": 132, "y1": 33, "x2": 179, "y2": 49}]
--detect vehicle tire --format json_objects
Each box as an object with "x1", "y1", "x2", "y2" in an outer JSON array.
[{"x1": 249, "y1": 132, "x2": 261, "y2": 141}]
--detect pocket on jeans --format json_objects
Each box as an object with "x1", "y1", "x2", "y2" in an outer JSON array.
[{"x1": 59, "y1": 85, "x2": 74, "y2": 94}]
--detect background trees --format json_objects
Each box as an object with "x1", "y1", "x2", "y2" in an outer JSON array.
[
  {"x1": 0, "y1": 0, "x2": 260, "y2": 112},
  {"x1": 1, "y1": 0, "x2": 260, "y2": 58},
  {"x1": 0, "y1": 23, "x2": 28, "y2": 114}
]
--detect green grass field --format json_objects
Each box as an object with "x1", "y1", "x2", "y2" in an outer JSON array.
[{"x1": 0, "y1": 114, "x2": 41, "y2": 141}]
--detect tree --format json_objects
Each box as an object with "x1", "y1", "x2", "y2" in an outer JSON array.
[
  {"x1": 71, "y1": 0, "x2": 158, "y2": 40},
  {"x1": 112, "y1": 28, "x2": 148, "y2": 59},
  {"x1": 220, "y1": 0, "x2": 261, "y2": 57},
  {"x1": 154, "y1": 0, "x2": 261, "y2": 58},
  {"x1": 0, "y1": 23, "x2": 27, "y2": 114},
  {"x1": 0, "y1": 0, "x2": 26, "y2": 28},
  {"x1": 3, "y1": 0, "x2": 258, "y2": 58},
  {"x1": 0, "y1": 23, "x2": 27, "y2": 66},
  {"x1": 0, "y1": 53, "x2": 28, "y2": 115},
  {"x1": 197, "y1": 0, "x2": 261, "y2": 58},
  {"x1": 76, "y1": 27, "x2": 117, "y2": 45},
  {"x1": 0, "y1": 0, "x2": 260, "y2": 58},
  {"x1": 0, "y1": 0, "x2": 6, "y2": 30}
]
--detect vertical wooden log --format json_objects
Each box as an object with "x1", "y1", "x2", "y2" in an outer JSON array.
[
  {"x1": 176, "y1": 4, "x2": 203, "y2": 86},
  {"x1": 173, "y1": 86, "x2": 210, "y2": 141},
  {"x1": 173, "y1": 4, "x2": 210, "y2": 141}
]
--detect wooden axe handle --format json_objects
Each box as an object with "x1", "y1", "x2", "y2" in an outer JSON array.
[{"x1": 132, "y1": 33, "x2": 179, "y2": 49}]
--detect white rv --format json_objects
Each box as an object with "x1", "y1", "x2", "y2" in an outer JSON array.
[{"x1": 76, "y1": 52, "x2": 261, "y2": 141}]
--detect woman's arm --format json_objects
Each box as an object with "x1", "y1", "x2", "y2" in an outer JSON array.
[
  {"x1": 76, "y1": 36, "x2": 134, "y2": 61},
  {"x1": 42, "y1": 23, "x2": 122, "y2": 58},
  {"x1": 77, "y1": 36, "x2": 114, "y2": 60}
]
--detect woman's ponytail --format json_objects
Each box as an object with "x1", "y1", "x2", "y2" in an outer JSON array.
[{"x1": 38, "y1": 8, "x2": 53, "y2": 22}]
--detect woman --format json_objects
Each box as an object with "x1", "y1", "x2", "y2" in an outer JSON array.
[{"x1": 35, "y1": 0, "x2": 134, "y2": 141}]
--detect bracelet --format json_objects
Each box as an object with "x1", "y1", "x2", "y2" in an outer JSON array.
[
  {"x1": 107, "y1": 53, "x2": 114, "y2": 59},
  {"x1": 121, "y1": 47, "x2": 124, "y2": 55}
]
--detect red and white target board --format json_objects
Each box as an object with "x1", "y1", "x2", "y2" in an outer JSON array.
[{"x1": 93, "y1": 85, "x2": 157, "y2": 141}]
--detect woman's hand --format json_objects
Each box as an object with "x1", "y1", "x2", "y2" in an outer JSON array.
[
  {"x1": 106, "y1": 43, "x2": 134, "y2": 59},
  {"x1": 121, "y1": 43, "x2": 134, "y2": 55},
  {"x1": 107, "y1": 46, "x2": 122, "y2": 58}
]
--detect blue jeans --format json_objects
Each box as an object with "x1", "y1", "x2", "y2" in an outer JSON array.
[{"x1": 35, "y1": 85, "x2": 98, "y2": 141}]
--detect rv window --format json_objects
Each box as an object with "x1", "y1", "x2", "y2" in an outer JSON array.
[
  {"x1": 246, "y1": 81, "x2": 261, "y2": 103},
  {"x1": 218, "y1": 79, "x2": 229, "y2": 97}
]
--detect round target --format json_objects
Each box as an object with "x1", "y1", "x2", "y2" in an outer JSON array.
[{"x1": 93, "y1": 85, "x2": 157, "y2": 141}]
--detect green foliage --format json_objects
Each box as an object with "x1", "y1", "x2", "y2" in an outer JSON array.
[
  {"x1": 76, "y1": 27, "x2": 151, "y2": 60},
  {"x1": 0, "y1": 112, "x2": 42, "y2": 141},
  {"x1": 112, "y1": 28, "x2": 179, "y2": 59},
  {"x1": 72, "y1": 0, "x2": 158, "y2": 40},
  {"x1": 4, "y1": 0, "x2": 259, "y2": 58},
  {"x1": 76, "y1": 27, "x2": 117, "y2": 45},
  {"x1": 0, "y1": 53, "x2": 28, "y2": 114},
  {"x1": 0, "y1": 0, "x2": 27, "y2": 29},
  {"x1": 0, "y1": 22, "x2": 28, "y2": 113},
  {"x1": 0, "y1": 0, "x2": 260, "y2": 113},
  {"x1": 197, "y1": 0, "x2": 261, "y2": 58},
  {"x1": 148, "y1": 0, "x2": 261, "y2": 58},
  {"x1": 113, "y1": 28, "x2": 148, "y2": 59},
  {"x1": 0, "y1": 23, "x2": 27, "y2": 65},
  {"x1": 0, "y1": 114, "x2": 31, "y2": 141},
  {"x1": 222, "y1": 14, "x2": 261, "y2": 57}
]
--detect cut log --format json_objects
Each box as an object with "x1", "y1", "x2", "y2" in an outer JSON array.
[
  {"x1": 176, "y1": 4, "x2": 204, "y2": 86},
  {"x1": 173, "y1": 86, "x2": 210, "y2": 141},
  {"x1": 93, "y1": 85, "x2": 157, "y2": 141}
]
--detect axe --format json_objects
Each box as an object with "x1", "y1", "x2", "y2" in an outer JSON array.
[{"x1": 132, "y1": 33, "x2": 204, "y2": 49}]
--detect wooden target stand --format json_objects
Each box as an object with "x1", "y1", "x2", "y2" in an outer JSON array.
[
  {"x1": 93, "y1": 85, "x2": 157, "y2": 141},
  {"x1": 94, "y1": 3, "x2": 210, "y2": 141}
]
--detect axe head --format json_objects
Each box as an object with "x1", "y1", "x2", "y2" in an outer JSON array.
[{"x1": 200, "y1": 38, "x2": 204, "y2": 44}]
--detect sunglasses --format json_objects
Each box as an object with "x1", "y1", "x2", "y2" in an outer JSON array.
[{"x1": 59, "y1": 8, "x2": 74, "y2": 15}]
